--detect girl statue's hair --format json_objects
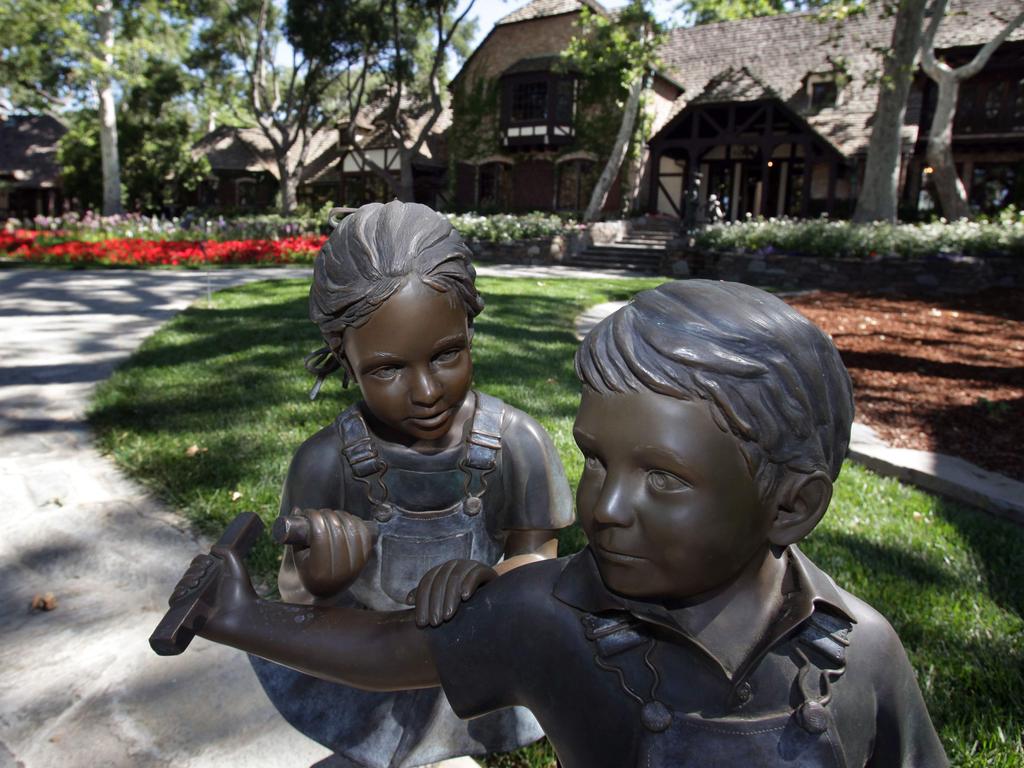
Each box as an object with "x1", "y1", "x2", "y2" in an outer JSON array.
[{"x1": 304, "y1": 201, "x2": 483, "y2": 398}]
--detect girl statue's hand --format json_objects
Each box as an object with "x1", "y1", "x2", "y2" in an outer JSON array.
[
  {"x1": 406, "y1": 559, "x2": 497, "y2": 628},
  {"x1": 275, "y1": 508, "x2": 376, "y2": 598}
]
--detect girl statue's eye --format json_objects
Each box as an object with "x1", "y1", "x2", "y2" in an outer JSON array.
[
  {"x1": 647, "y1": 471, "x2": 688, "y2": 492},
  {"x1": 370, "y1": 365, "x2": 400, "y2": 380},
  {"x1": 584, "y1": 455, "x2": 604, "y2": 471}
]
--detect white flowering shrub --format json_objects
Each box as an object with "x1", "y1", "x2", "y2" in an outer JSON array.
[
  {"x1": 5, "y1": 211, "x2": 323, "y2": 241},
  {"x1": 446, "y1": 212, "x2": 574, "y2": 243},
  {"x1": 694, "y1": 216, "x2": 1024, "y2": 260}
]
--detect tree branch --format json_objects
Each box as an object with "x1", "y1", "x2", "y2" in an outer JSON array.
[{"x1": 958, "y1": 8, "x2": 1024, "y2": 80}]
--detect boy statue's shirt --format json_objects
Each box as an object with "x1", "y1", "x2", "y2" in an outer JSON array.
[{"x1": 426, "y1": 546, "x2": 948, "y2": 768}]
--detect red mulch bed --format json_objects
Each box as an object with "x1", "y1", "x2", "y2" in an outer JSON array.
[{"x1": 787, "y1": 288, "x2": 1024, "y2": 482}]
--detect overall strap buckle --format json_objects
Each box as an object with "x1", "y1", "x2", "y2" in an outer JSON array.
[
  {"x1": 337, "y1": 407, "x2": 388, "y2": 505},
  {"x1": 460, "y1": 392, "x2": 503, "y2": 504}
]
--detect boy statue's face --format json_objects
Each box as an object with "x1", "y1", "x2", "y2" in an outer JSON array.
[{"x1": 573, "y1": 388, "x2": 775, "y2": 602}]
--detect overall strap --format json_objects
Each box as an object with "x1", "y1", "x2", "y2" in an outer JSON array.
[
  {"x1": 336, "y1": 406, "x2": 389, "y2": 507},
  {"x1": 460, "y1": 392, "x2": 504, "y2": 513},
  {"x1": 792, "y1": 609, "x2": 853, "y2": 753},
  {"x1": 579, "y1": 613, "x2": 672, "y2": 733}
]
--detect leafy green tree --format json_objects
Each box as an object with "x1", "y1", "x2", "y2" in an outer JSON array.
[
  {"x1": 563, "y1": 0, "x2": 663, "y2": 222},
  {"x1": 289, "y1": 0, "x2": 478, "y2": 203},
  {"x1": 192, "y1": 0, "x2": 371, "y2": 214},
  {"x1": 0, "y1": 0, "x2": 193, "y2": 214},
  {"x1": 58, "y1": 60, "x2": 211, "y2": 212}
]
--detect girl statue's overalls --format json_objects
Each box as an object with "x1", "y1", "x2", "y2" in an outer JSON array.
[{"x1": 253, "y1": 391, "x2": 567, "y2": 767}]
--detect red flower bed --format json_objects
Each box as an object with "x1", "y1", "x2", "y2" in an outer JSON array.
[{"x1": 1, "y1": 230, "x2": 326, "y2": 267}]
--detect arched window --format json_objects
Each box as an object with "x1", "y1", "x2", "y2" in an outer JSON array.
[
  {"x1": 236, "y1": 177, "x2": 257, "y2": 209},
  {"x1": 556, "y1": 159, "x2": 595, "y2": 211},
  {"x1": 477, "y1": 162, "x2": 511, "y2": 210}
]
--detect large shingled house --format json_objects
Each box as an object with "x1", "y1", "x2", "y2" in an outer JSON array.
[
  {"x1": 447, "y1": 0, "x2": 682, "y2": 213},
  {"x1": 190, "y1": 0, "x2": 1022, "y2": 219},
  {"x1": 648, "y1": 0, "x2": 1024, "y2": 220},
  {"x1": 0, "y1": 115, "x2": 66, "y2": 219},
  {"x1": 191, "y1": 126, "x2": 339, "y2": 210}
]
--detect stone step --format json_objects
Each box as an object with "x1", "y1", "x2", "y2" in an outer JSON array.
[
  {"x1": 581, "y1": 253, "x2": 667, "y2": 266},
  {"x1": 567, "y1": 258, "x2": 661, "y2": 274},
  {"x1": 588, "y1": 244, "x2": 666, "y2": 254}
]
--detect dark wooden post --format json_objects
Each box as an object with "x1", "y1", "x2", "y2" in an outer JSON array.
[
  {"x1": 826, "y1": 160, "x2": 837, "y2": 217},
  {"x1": 800, "y1": 142, "x2": 812, "y2": 218}
]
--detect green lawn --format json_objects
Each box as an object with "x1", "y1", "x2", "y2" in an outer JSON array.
[{"x1": 89, "y1": 277, "x2": 1023, "y2": 767}]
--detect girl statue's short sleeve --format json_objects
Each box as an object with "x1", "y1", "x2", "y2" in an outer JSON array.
[{"x1": 498, "y1": 406, "x2": 574, "y2": 532}]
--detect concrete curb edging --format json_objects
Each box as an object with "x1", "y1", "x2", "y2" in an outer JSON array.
[{"x1": 849, "y1": 424, "x2": 1024, "y2": 526}]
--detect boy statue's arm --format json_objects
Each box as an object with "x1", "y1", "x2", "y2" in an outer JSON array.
[{"x1": 155, "y1": 514, "x2": 440, "y2": 692}]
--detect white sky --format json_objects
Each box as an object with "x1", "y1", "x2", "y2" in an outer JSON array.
[{"x1": 462, "y1": 0, "x2": 682, "y2": 48}]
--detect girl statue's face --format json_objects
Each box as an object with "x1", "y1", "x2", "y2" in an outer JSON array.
[{"x1": 342, "y1": 278, "x2": 473, "y2": 445}]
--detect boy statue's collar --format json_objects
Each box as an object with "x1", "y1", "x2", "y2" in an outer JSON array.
[{"x1": 553, "y1": 545, "x2": 857, "y2": 681}]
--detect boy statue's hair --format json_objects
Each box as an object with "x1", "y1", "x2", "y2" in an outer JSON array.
[
  {"x1": 305, "y1": 201, "x2": 484, "y2": 393},
  {"x1": 310, "y1": 200, "x2": 484, "y2": 338},
  {"x1": 575, "y1": 280, "x2": 854, "y2": 500}
]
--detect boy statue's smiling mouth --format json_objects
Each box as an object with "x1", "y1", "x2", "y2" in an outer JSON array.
[{"x1": 594, "y1": 544, "x2": 646, "y2": 563}]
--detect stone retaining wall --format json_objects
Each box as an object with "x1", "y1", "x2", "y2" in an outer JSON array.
[
  {"x1": 467, "y1": 231, "x2": 1023, "y2": 295},
  {"x1": 671, "y1": 248, "x2": 1024, "y2": 294},
  {"x1": 468, "y1": 236, "x2": 570, "y2": 265}
]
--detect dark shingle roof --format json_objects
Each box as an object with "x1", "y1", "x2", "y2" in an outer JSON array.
[
  {"x1": 691, "y1": 66, "x2": 777, "y2": 104},
  {"x1": 193, "y1": 126, "x2": 339, "y2": 181},
  {"x1": 0, "y1": 115, "x2": 66, "y2": 189},
  {"x1": 497, "y1": 0, "x2": 606, "y2": 26},
  {"x1": 657, "y1": 0, "x2": 1024, "y2": 156}
]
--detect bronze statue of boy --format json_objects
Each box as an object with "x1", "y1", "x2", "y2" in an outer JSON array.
[{"x1": 156, "y1": 279, "x2": 947, "y2": 767}]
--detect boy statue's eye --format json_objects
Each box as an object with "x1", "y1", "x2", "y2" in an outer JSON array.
[
  {"x1": 647, "y1": 470, "x2": 688, "y2": 492},
  {"x1": 584, "y1": 455, "x2": 604, "y2": 471},
  {"x1": 434, "y1": 348, "x2": 460, "y2": 363}
]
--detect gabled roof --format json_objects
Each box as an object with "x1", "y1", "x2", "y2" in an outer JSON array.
[
  {"x1": 691, "y1": 66, "x2": 777, "y2": 105},
  {"x1": 0, "y1": 115, "x2": 66, "y2": 189},
  {"x1": 193, "y1": 126, "x2": 339, "y2": 182},
  {"x1": 658, "y1": 0, "x2": 1024, "y2": 156},
  {"x1": 339, "y1": 93, "x2": 452, "y2": 168},
  {"x1": 496, "y1": 0, "x2": 606, "y2": 26}
]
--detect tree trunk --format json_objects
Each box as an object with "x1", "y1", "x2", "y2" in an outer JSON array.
[
  {"x1": 583, "y1": 73, "x2": 644, "y2": 223},
  {"x1": 397, "y1": 150, "x2": 416, "y2": 203},
  {"x1": 279, "y1": 163, "x2": 298, "y2": 215},
  {"x1": 852, "y1": 0, "x2": 928, "y2": 223},
  {"x1": 920, "y1": 0, "x2": 1024, "y2": 220},
  {"x1": 96, "y1": 0, "x2": 123, "y2": 216},
  {"x1": 925, "y1": 74, "x2": 968, "y2": 219}
]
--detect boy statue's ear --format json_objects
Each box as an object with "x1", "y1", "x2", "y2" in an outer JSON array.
[{"x1": 767, "y1": 470, "x2": 833, "y2": 547}]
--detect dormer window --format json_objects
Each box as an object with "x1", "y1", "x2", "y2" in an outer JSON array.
[
  {"x1": 500, "y1": 61, "x2": 576, "y2": 148},
  {"x1": 511, "y1": 81, "x2": 549, "y2": 122},
  {"x1": 806, "y1": 74, "x2": 839, "y2": 113}
]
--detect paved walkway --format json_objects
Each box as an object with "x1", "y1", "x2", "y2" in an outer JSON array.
[
  {"x1": 575, "y1": 301, "x2": 1024, "y2": 524},
  {"x1": 0, "y1": 269, "x2": 331, "y2": 768}
]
